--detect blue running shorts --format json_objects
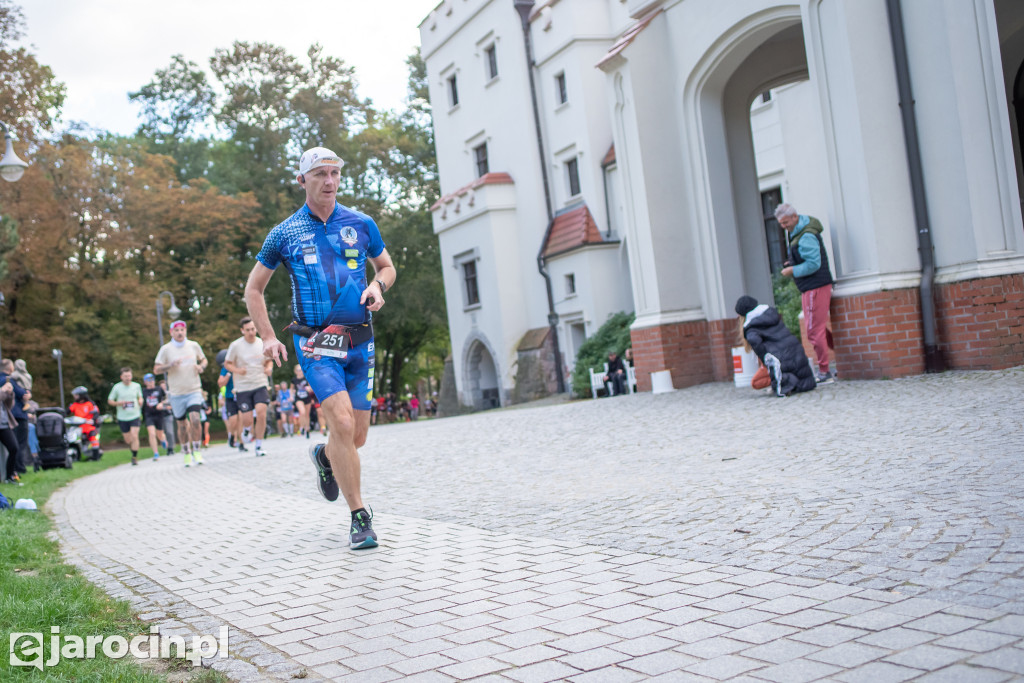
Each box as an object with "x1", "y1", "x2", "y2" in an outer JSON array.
[{"x1": 292, "y1": 334, "x2": 375, "y2": 411}]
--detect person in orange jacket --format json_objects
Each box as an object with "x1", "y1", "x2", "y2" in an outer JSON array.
[{"x1": 69, "y1": 386, "x2": 102, "y2": 460}]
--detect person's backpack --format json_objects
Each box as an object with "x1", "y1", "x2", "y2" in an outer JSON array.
[{"x1": 0, "y1": 492, "x2": 10, "y2": 510}]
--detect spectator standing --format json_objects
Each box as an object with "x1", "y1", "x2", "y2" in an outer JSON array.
[
  {"x1": 0, "y1": 358, "x2": 29, "y2": 476},
  {"x1": 776, "y1": 203, "x2": 836, "y2": 384},
  {"x1": 0, "y1": 376, "x2": 20, "y2": 485},
  {"x1": 10, "y1": 359, "x2": 32, "y2": 391},
  {"x1": 409, "y1": 394, "x2": 419, "y2": 421},
  {"x1": 24, "y1": 398, "x2": 39, "y2": 471}
]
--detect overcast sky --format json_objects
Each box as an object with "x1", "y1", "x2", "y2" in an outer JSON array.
[{"x1": 18, "y1": 0, "x2": 439, "y2": 135}]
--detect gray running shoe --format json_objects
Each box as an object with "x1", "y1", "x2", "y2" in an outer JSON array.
[
  {"x1": 309, "y1": 443, "x2": 339, "y2": 502},
  {"x1": 350, "y1": 508, "x2": 378, "y2": 550}
]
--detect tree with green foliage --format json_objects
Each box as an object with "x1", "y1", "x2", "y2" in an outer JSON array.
[
  {"x1": 772, "y1": 273, "x2": 802, "y2": 337},
  {"x1": 1, "y1": 18, "x2": 450, "y2": 408},
  {"x1": 570, "y1": 311, "x2": 635, "y2": 397}
]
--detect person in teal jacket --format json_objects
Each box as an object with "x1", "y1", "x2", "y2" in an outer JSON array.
[{"x1": 776, "y1": 203, "x2": 836, "y2": 384}]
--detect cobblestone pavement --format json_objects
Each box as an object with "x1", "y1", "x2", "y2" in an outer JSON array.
[{"x1": 50, "y1": 368, "x2": 1024, "y2": 681}]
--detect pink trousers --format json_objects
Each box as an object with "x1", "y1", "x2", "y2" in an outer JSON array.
[{"x1": 802, "y1": 284, "x2": 833, "y2": 373}]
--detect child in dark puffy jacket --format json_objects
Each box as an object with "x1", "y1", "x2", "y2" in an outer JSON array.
[{"x1": 735, "y1": 295, "x2": 816, "y2": 397}]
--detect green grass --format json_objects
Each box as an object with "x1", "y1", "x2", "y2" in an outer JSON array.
[{"x1": 0, "y1": 449, "x2": 227, "y2": 682}]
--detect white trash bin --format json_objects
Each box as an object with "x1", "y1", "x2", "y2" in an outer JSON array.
[
  {"x1": 732, "y1": 347, "x2": 759, "y2": 388},
  {"x1": 650, "y1": 370, "x2": 675, "y2": 394}
]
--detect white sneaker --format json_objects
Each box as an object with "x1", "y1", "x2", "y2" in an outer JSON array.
[
  {"x1": 242, "y1": 428, "x2": 252, "y2": 443},
  {"x1": 255, "y1": 448, "x2": 266, "y2": 457}
]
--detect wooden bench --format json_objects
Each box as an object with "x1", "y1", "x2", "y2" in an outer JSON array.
[{"x1": 589, "y1": 362, "x2": 637, "y2": 398}]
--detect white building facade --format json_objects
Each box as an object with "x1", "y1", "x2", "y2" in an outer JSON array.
[{"x1": 423, "y1": 0, "x2": 1024, "y2": 405}]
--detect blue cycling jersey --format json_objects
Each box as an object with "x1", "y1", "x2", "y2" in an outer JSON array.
[{"x1": 257, "y1": 202, "x2": 386, "y2": 327}]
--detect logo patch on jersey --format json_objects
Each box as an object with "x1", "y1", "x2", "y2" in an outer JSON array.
[
  {"x1": 366, "y1": 391, "x2": 373, "y2": 402},
  {"x1": 368, "y1": 368, "x2": 374, "y2": 379},
  {"x1": 345, "y1": 249, "x2": 359, "y2": 257},
  {"x1": 367, "y1": 342, "x2": 374, "y2": 354},
  {"x1": 300, "y1": 233, "x2": 315, "y2": 242},
  {"x1": 340, "y1": 225, "x2": 358, "y2": 246},
  {"x1": 346, "y1": 259, "x2": 358, "y2": 270}
]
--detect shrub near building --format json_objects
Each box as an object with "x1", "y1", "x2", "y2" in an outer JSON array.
[{"x1": 571, "y1": 312, "x2": 635, "y2": 397}]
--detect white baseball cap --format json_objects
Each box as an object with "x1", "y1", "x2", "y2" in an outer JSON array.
[{"x1": 298, "y1": 147, "x2": 344, "y2": 176}]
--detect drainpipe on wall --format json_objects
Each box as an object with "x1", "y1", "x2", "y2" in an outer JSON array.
[
  {"x1": 886, "y1": 0, "x2": 944, "y2": 373},
  {"x1": 514, "y1": 0, "x2": 566, "y2": 393}
]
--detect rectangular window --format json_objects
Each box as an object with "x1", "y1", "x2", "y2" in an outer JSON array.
[
  {"x1": 473, "y1": 143, "x2": 489, "y2": 177},
  {"x1": 565, "y1": 273, "x2": 576, "y2": 296},
  {"x1": 566, "y1": 158, "x2": 581, "y2": 197},
  {"x1": 463, "y1": 260, "x2": 480, "y2": 306},
  {"x1": 761, "y1": 188, "x2": 785, "y2": 275},
  {"x1": 447, "y1": 74, "x2": 459, "y2": 107},
  {"x1": 485, "y1": 44, "x2": 498, "y2": 80},
  {"x1": 555, "y1": 72, "x2": 568, "y2": 104}
]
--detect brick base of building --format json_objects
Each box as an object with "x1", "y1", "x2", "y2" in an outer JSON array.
[
  {"x1": 630, "y1": 318, "x2": 737, "y2": 392},
  {"x1": 832, "y1": 273, "x2": 1024, "y2": 378},
  {"x1": 631, "y1": 273, "x2": 1024, "y2": 389}
]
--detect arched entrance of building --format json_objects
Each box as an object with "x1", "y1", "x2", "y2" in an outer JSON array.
[
  {"x1": 463, "y1": 338, "x2": 501, "y2": 410},
  {"x1": 682, "y1": 9, "x2": 832, "y2": 316}
]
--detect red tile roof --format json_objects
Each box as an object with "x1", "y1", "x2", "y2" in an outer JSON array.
[
  {"x1": 601, "y1": 144, "x2": 616, "y2": 168},
  {"x1": 596, "y1": 8, "x2": 662, "y2": 69},
  {"x1": 543, "y1": 203, "x2": 605, "y2": 258},
  {"x1": 430, "y1": 172, "x2": 514, "y2": 212}
]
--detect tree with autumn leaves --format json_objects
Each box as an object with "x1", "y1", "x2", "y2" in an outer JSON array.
[{"x1": 0, "y1": 0, "x2": 445, "y2": 408}]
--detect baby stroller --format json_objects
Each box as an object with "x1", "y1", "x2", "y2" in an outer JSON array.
[{"x1": 35, "y1": 407, "x2": 78, "y2": 470}]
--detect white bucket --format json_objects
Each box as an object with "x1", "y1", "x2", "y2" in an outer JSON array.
[
  {"x1": 732, "y1": 347, "x2": 759, "y2": 388},
  {"x1": 650, "y1": 370, "x2": 675, "y2": 394}
]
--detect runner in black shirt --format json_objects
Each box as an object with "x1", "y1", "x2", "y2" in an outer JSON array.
[{"x1": 141, "y1": 373, "x2": 169, "y2": 460}]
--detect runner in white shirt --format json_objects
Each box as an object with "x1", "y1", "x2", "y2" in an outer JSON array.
[
  {"x1": 224, "y1": 316, "x2": 273, "y2": 457},
  {"x1": 153, "y1": 320, "x2": 208, "y2": 467}
]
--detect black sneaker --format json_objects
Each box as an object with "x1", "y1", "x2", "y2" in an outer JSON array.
[
  {"x1": 228, "y1": 434, "x2": 236, "y2": 448},
  {"x1": 238, "y1": 442, "x2": 248, "y2": 452},
  {"x1": 308, "y1": 444, "x2": 339, "y2": 502},
  {"x1": 350, "y1": 508, "x2": 378, "y2": 550}
]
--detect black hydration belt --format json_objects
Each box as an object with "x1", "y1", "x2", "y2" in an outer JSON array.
[{"x1": 284, "y1": 321, "x2": 374, "y2": 347}]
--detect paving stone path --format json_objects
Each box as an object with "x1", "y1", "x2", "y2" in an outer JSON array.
[{"x1": 50, "y1": 368, "x2": 1024, "y2": 681}]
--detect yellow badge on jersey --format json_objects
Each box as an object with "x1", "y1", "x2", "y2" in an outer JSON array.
[
  {"x1": 347, "y1": 259, "x2": 358, "y2": 270},
  {"x1": 366, "y1": 391, "x2": 373, "y2": 401}
]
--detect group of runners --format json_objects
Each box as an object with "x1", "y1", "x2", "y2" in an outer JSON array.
[{"x1": 99, "y1": 146, "x2": 394, "y2": 550}]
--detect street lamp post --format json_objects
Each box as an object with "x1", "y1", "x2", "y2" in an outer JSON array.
[
  {"x1": 0, "y1": 122, "x2": 29, "y2": 365},
  {"x1": 155, "y1": 291, "x2": 181, "y2": 347},
  {"x1": 52, "y1": 349, "x2": 64, "y2": 412},
  {"x1": 0, "y1": 121, "x2": 29, "y2": 183}
]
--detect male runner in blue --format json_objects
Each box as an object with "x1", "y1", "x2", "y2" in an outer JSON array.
[{"x1": 244, "y1": 147, "x2": 395, "y2": 550}]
